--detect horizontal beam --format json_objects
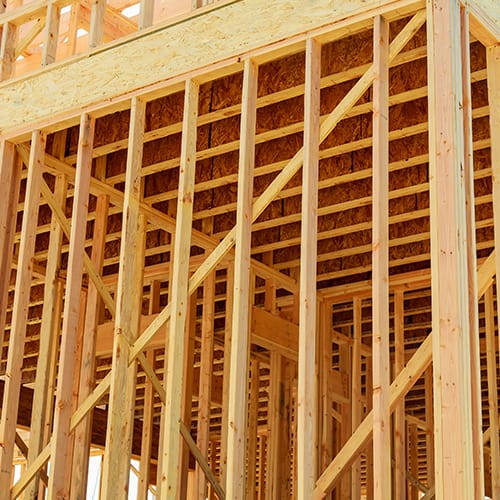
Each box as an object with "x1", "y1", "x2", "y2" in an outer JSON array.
[
  {"x1": 96, "y1": 306, "x2": 299, "y2": 358},
  {"x1": 0, "y1": 0, "x2": 425, "y2": 137}
]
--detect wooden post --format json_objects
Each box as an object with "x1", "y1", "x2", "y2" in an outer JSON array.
[
  {"x1": 139, "y1": 0, "x2": 154, "y2": 29},
  {"x1": 195, "y1": 270, "x2": 216, "y2": 499},
  {"x1": 158, "y1": 78, "x2": 199, "y2": 498},
  {"x1": 219, "y1": 264, "x2": 234, "y2": 487},
  {"x1": 488, "y1": 36, "x2": 500, "y2": 500},
  {"x1": 393, "y1": 290, "x2": 406, "y2": 498},
  {"x1": 101, "y1": 97, "x2": 146, "y2": 497},
  {"x1": 0, "y1": 131, "x2": 46, "y2": 497},
  {"x1": 138, "y1": 283, "x2": 160, "y2": 500},
  {"x1": 71, "y1": 182, "x2": 110, "y2": 498},
  {"x1": 155, "y1": 204, "x2": 176, "y2": 498},
  {"x1": 297, "y1": 36, "x2": 320, "y2": 499},
  {"x1": 266, "y1": 351, "x2": 282, "y2": 499},
  {"x1": 179, "y1": 295, "x2": 197, "y2": 499},
  {"x1": 365, "y1": 357, "x2": 374, "y2": 500},
  {"x1": 42, "y1": 1, "x2": 60, "y2": 66},
  {"x1": 225, "y1": 58, "x2": 258, "y2": 500},
  {"x1": 460, "y1": 7, "x2": 484, "y2": 495},
  {"x1": 65, "y1": 4, "x2": 80, "y2": 57},
  {"x1": 424, "y1": 368, "x2": 434, "y2": 491},
  {"x1": 0, "y1": 141, "x2": 20, "y2": 349},
  {"x1": 320, "y1": 299, "x2": 334, "y2": 487},
  {"x1": 339, "y1": 343, "x2": 351, "y2": 500},
  {"x1": 372, "y1": 14, "x2": 390, "y2": 500},
  {"x1": 0, "y1": 22, "x2": 17, "y2": 80},
  {"x1": 89, "y1": 0, "x2": 106, "y2": 48},
  {"x1": 485, "y1": 286, "x2": 500, "y2": 498},
  {"x1": 48, "y1": 114, "x2": 95, "y2": 498},
  {"x1": 246, "y1": 358, "x2": 260, "y2": 499},
  {"x1": 427, "y1": 0, "x2": 477, "y2": 497},
  {"x1": 408, "y1": 422, "x2": 418, "y2": 500},
  {"x1": 489, "y1": 31, "x2": 500, "y2": 307},
  {"x1": 27, "y1": 132, "x2": 67, "y2": 499},
  {"x1": 64, "y1": 288, "x2": 88, "y2": 495},
  {"x1": 257, "y1": 434, "x2": 266, "y2": 499},
  {"x1": 351, "y1": 298, "x2": 362, "y2": 499}
]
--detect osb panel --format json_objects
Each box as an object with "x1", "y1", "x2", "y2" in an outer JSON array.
[
  {"x1": 473, "y1": 0, "x2": 500, "y2": 30},
  {"x1": 0, "y1": 0, "x2": 415, "y2": 135}
]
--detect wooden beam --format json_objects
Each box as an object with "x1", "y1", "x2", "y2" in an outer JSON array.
[
  {"x1": 89, "y1": 0, "x2": 106, "y2": 48},
  {"x1": 0, "y1": 140, "x2": 20, "y2": 351},
  {"x1": 225, "y1": 58, "x2": 258, "y2": 500},
  {"x1": 100, "y1": 97, "x2": 146, "y2": 497},
  {"x1": 71, "y1": 184, "x2": 110, "y2": 498},
  {"x1": 15, "y1": 15, "x2": 45, "y2": 59},
  {"x1": 424, "y1": 367, "x2": 434, "y2": 491},
  {"x1": 393, "y1": 290, "x2": 406, "y2": 499},
  {"x1": 138, "y1": 281, "x2": 160, "y2": 500},
  {"x1": 297, "y1": 36, "x2": 320, "y2": 498},
  {"x1": 339, "y1": 343, "x2": 351, "y2": 499},
  {"x1": 179, "y1": 295, "x2": 197, "y2": 499},
  {"x1": 408, "y1": 422, "x2": 419, "y2": 500},
  {"x1": 427, "y1": 0, "x2": 478, "y2": 497},
  {"x1": 0, "y1": 130, "x2": 45, "y2": 498},
  {"x1": 158, "y1": 78, "x2": 199, "y2": 498},
  {"x1": 65, "y1": 3, "x2": 79, "y2": 57},
  {"x1": 487, "y1": 36, "x2": 500, "y2": 500},
  {"x1": 350, "y1": 298, "x2": 362, "y2": 499},
  {"x1": 64, "y1": 288, "x2": 88, "y2": 495},
  {"x1": 195, "y1": 269, "x2": 216, "y2": 499},
  {"x1": 138, "y1": 348, "x2": 155, "y2": 500},
  {"x1": 219, "y1": 264, "x2": 233, "y2": 487},
  {"x1": 41, "y1": 1, "x2": 60, "y2": 66},
  {"x1": 139, "y1": 0, "x2": 154, "y2": 29},
  {"x1": 485, "y1": 286, "x2": 500, "y2": 498},
  {"x1": 0, "y1": 21, "x2": 16, "y2": 80},
  {"x1": 47, "y1": 114, "x2": 95, "y2": 498},
  {"x1": 319, "y1": 298, "x2": 333, "y2": 481},
  {"x1": 371, "y1": 14, "x2": 390, "y2": 500},
  {"x1": 461, "y1": 7, "x2": 484, "y2": 495},
  {"x1": 27, "y1": 133, "x2": 67, "y2": 499},
  {"x1": 266, "y1": 351, "x2": 282, "y2": 499},
  {"x1": 246, "y1": 358, "x2": 260, "y2": 499}
]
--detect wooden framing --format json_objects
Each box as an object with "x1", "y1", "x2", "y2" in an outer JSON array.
[
  {"x1": 225, "y1": 58, "x2": 257, "y2": 500},
  {"x1": 99, "y1": 95, "x2": 146, "y2": 498},
  {"x1": 0, "y1": 130, "x2": 45, "y2": 498},
  {"x1": 427, "y1": 0, "x2": 483, "y2": 497},
  {"x1": 297, "y1": 36, "x2": 320, "y2": 499},
  {"x1": 26, "y1": 132, "x2": 67, "y2": 499},
  {"x1": 0, "y1": 0, "x2": 499, "y2": 498},
  {"x1": 159, "y1": 78, "x2": 199, "y2": 498},
  {"x1": 371, "y1": 14, "x2": 390, "y2": 500},
  {"x1": 47, "y1": 113, "x2": 95, "y2": 497},
  {"x1": 0, "y1": 140, "x2": 20, "y2": 350}
]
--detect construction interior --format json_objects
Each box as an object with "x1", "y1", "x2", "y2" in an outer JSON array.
[{"x1": 0, "y1": 0, "x2": 500, "y2": 498}]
